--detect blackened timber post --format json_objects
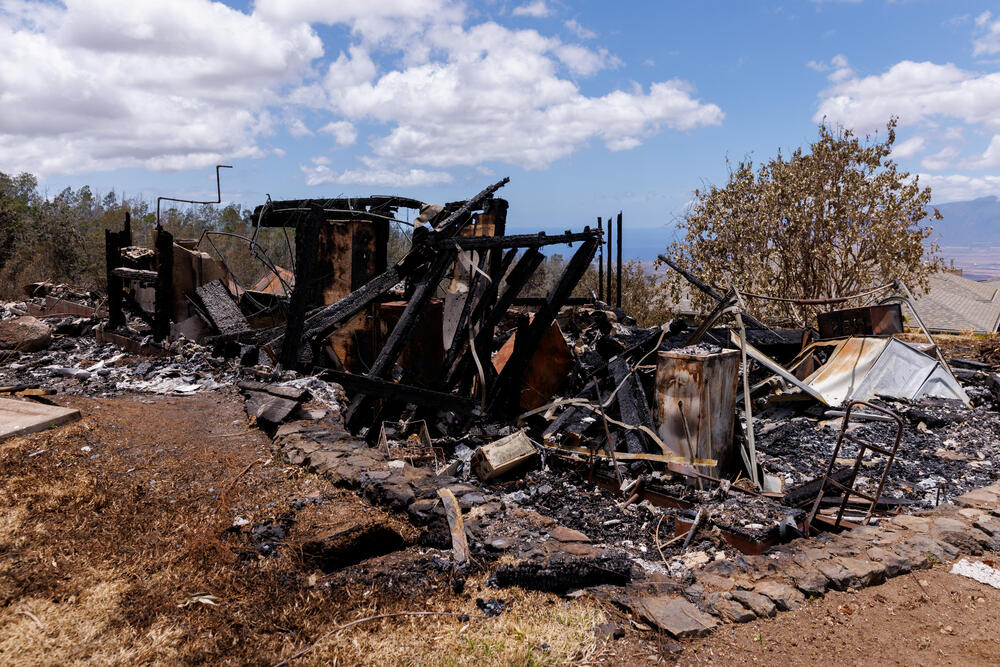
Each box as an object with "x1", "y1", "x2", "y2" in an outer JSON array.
[
  {"x1": 153, "y1": 227, "x2": 174, "y2": 341},
  {"x1": 280, "y1": 205, "x2": 323, "y2": 369},
  {"x1": 490, "y1": 237, "x2": 598, "y2": 417},
  {"x1": 345, "y1": 248, "x2": 457, "y2": 429},
  {"x1": 105, "y1": 229, "x2": 124, "y2": 329}
]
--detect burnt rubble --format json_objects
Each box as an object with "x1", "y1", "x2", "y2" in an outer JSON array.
[{"x1": 3, "y1": 177, "x2": 1000, "y2": 615}]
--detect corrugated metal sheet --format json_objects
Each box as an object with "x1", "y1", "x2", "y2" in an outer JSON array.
[{"x1": 794, "y1": 337, "x2": 969, "y2": 406}]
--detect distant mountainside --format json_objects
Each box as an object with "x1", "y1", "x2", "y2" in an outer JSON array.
[{"x1": 932, "y1": 196, "x2": 1000, "y2": 247}]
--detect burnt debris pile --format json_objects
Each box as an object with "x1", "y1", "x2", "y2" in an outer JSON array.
[{"x1": 3, "y1": 177, "x2": 1000, "y2": 576}]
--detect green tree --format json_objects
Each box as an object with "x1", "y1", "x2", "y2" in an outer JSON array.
[{"x1": 660, "y1": 119, "x2": 944, "y2": 325}]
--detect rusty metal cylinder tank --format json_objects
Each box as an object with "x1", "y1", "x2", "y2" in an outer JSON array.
[{"x1": 654, "y1": 348, "x2": 740, "y2": 476}]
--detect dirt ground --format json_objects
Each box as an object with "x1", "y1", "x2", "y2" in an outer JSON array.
[{"x1": 2, "y1": 390, "x2": 1000, "y2": 665}]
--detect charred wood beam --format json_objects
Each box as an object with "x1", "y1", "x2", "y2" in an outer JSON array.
[
  {"x1": 105, "y1": 228, "x2": 125, "y2": 329},
  {"x1": 345, "y1": 249, "x2": 457, "y2": 429},
  {"x1": 490, "y1": 237, "x2": 598, "y2": 417},
  {"x1": 441, "y1": 248, "x2": 520, "y2": 390},
  {"x1": 542, "y1": 384, "x2": 596, "y2": 442},
  {"x1": 292, "y1": 249, "x2": 430, "y2": 347},
  {"x1": 657, "y1": 254, "x2": 767, "y2": 330},
  {"x1": 322, "y1": 371, "x2": 475, "y2": 411},
  {"x1": 253, "y1": 196, "x2": 427, "y2": 227},
  {"x1": 609, "y1": 356, "x2": 654, "y2": 454},
  {"x1": 196, "y1": 279, "x2": 249, "y2": 335},
  {"x1": 428, "y1": 229, "x2": 597, "y2": 250},
  {"x1": 153, "y1": 227, "x2": 174, "y2": 342},
  {"x1": 511, "y1": 296, "x2": 596, "y2": 307},
  {"x1": 441, "y1": 251, "x2": 489, "y2": 375},
  {"x1": 606, "y1": 215, "x2": 613, "y2": 305},
  {"x1": 482, "y1": 197, "x2": 508, "y2": 284},
  {"x1": 426, "y1": 178, "x2": 509, "y2": 239},
  {"x1": 597, "y1": 217, "x2": 604, "y2": 302},
  {"x1": 280, "y1": 205, "x2": 323, "y2": 369},
  {"x1": 444, "y1": 248, "x2": 544, "y2": 390},
  {"x1": 111, "y1": 267, "x2": 158, "y2": 284}
]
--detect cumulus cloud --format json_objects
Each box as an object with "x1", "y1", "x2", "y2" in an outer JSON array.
[
  {"x1": 891, "y1": 135, "x2": 926, "y2": 158},
  {"x1": 974, "y1": 10, "x2": 1000, "y2": 56},
  {"x1": 564, "y1": 19, "x2": 596, "y2": 40},
  {"x1": 0, "y1": 0, "x2": 723, "y2": 185},
  {"x1": 920, "y1": 173, "x2": 1000, "y2": 202},
  {"x1": 807, "y1": 54, "x2": 853, "y2": 82},
  {"x1": 512, "y1": 1, "x2": 551, "y2": 18},
  {"x1": 0, "y1": 0, "x2": 321, "y2": 175},
  {"x1": 814, "y1": 61, "x2": 1000, "y2": 135},
  {"x1": 317, "y1": 21, "x2": 722, "y2": 172},
  {"x1": 812, "y1": 43, "x2": 1000, "y2": 202},
  {"x1": 301, "y1": 163, "x2": 453, "y2": 187},
  {"x1": 319, "y1": 121, "x2": 358, "y2": 146}
]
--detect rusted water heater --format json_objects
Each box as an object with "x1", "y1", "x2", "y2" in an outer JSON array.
[{"x1": 654, "y1": 347, "x2": 740, "y2": 476}]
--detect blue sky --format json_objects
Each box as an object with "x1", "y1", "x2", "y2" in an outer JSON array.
[{"x1": 2, "y1": 0, "x2": 1000, "y2": 259}]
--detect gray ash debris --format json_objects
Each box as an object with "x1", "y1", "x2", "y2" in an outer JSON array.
[
  {"x1": 0, "y1": 335, "x2": 241, "y2": 397},
  {"x1": 756, "y1": 396, "x2": 1000, "y2": 507},
  {"x1": 508, "y1": 469, "x2": 665, "y2": 559},
  {"x1": 668, "y1": 343, "x2": 725, "y2": 356}
]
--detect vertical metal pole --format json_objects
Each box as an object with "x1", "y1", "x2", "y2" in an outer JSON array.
[
  {"x1": 597, "y1": 217, "x2": 604, "y2": 302},
  {"x1": 606, "y1": 214, "x2": 613, "y2": 304},
  {"x1": 616, "y1": 211, "x2": 623, "y2": 308},
  {"x1": 732, "y1": 289, "x2": 759, "y2": 488}
]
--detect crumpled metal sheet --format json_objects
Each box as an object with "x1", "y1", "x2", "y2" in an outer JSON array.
[{"x1": 795, "y1": 337, "x2": 969, "y2": 406}]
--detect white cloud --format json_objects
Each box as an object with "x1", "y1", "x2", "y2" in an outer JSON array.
[
  {"x1": 564, "y1": 19, "x2": 595, "y2": 40},
  {"x1": 815, "y1": 61, "x2": 1000, "y2": 135},
  {"x1": 319, "y1": 121, "x2": 358, "y2": 146},
  {"x1": 317, "y1": 22, "x2": 722, "y2": 171},
  {"x1": 892, "y1": 135, "x2": 926, "y2": 158},
  {"x1": 969, "y1": 134, "x2": 1000, "y2": 169},
  {"x1": 808, "y1": 54, "x2": 853, "y2": 81},
  {"x1": 301, "y1": 163, "x2": 454, "y2": 186},
  {"x1": 974, "y1": 10, "x2": 1000, "y2": 56},
  {"x1": 920, "y1": 173, "x2": 1000, "y2": 202},
  {"x1": 920, "y1": 146, "x2": 960, "y2": 171},
  {"x1": 0, "y1": 0, "x2": 724, "y2": 186},
  {"x1": 512, "y1": 1, "x2": 551, "y2": 18},
  {"x1": 286, "y1": 117, "x2": 313, "y2": 137},
  {"x1": 0, "y1": 0, "x2": 321, "y2": 175},
  {"x1": 555, "y1": 44, "x2": 621, "y2": 77}
]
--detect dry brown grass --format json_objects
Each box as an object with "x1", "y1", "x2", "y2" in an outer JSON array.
[{"x1": 0, "y1": 394, "x2": 611, "y2": 665}]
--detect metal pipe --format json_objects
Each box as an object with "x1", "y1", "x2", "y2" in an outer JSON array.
[
  {"x1": 156, "y1": 164, "x2": 232, "y2": 227},
  {"x1": 616, "y1": 211, "x2": 623, "y2": 308},
  {"x1": 597, "y1": 217, "x2": 604, "y2": 302},
  {"x1": 606, "y1": 213, "x2": 613, "y2": 304}
]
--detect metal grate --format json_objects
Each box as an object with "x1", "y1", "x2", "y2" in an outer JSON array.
[{"x1": 807, "y1": 400, "x2": 904, "y2": 531}]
